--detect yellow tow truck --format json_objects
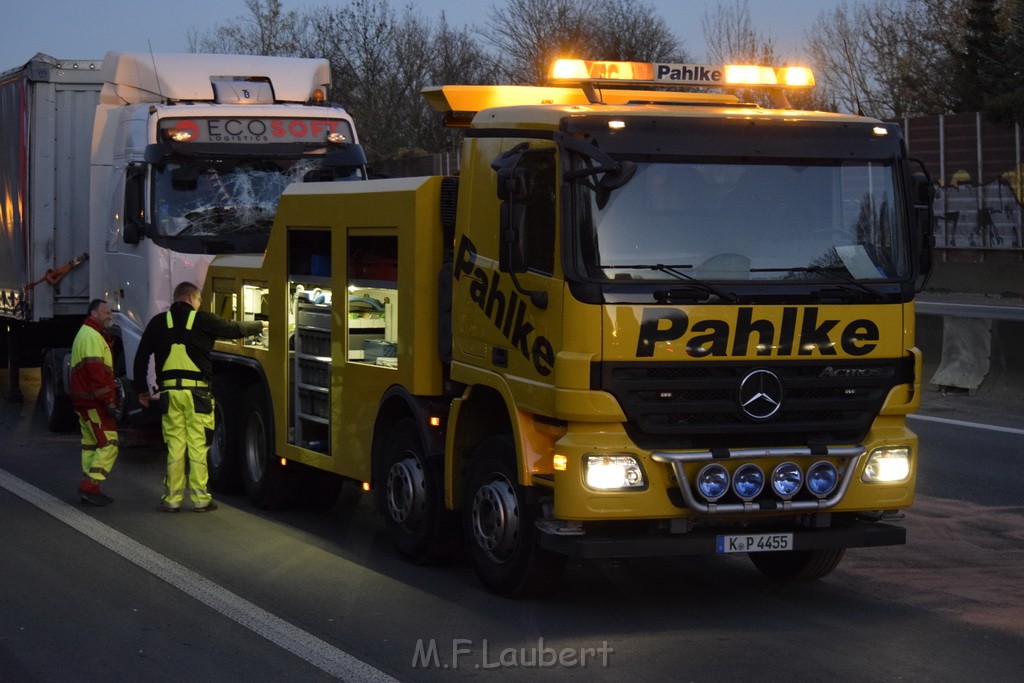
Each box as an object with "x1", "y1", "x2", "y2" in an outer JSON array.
[{"x1": 201, "y1": 59, "x2": 933, "y2": 596}]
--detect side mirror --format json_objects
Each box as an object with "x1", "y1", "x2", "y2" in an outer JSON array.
[
  {"x1": 496, "y1": 164, "x2": 529, "y2": 273},
  {"x1": 910, "y1": 160, "x2": 935, "y2": 286},
  {"x1": 307, "y1": 144, "x2": 369, "y2": 182},
  {"x1": 123, "y1": 220, "x2": 144, "y2": 245},
  {"x1": 323, "y1": 143, "x2": 368, "y2": 171},
  {"x1": 123, "y1": 163, "x2": 149, "y2": 245},
  {"x1": 493, "y1": 146, "x2": 526, "y2": 196},
  {"x1": 488, "y1": 144, "x2": 549, "y2": 308}
]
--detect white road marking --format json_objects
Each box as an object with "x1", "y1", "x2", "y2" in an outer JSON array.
[
  {"x1": 0, "y1": 467, "x2": 397, "y2": 682},
  {"x1": 909, "y1": 413, "x2": 1024, "y2": 436}
]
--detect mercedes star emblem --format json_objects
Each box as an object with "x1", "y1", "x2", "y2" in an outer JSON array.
[{"x1": 738, "y1": 369, "x2": 784, "y2": 420}]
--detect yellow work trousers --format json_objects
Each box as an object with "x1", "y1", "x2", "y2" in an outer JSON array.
[
  {"x1": 78, "y1": 408, "x2": 119, "y2": 481},
  {"x1": 160, "y1": 388, "x2": 215, "y2": 508}
]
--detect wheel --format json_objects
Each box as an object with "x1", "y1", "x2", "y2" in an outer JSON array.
[
  {"x1": 41, "y1": 360, "x2": 76, "y2": 433},
  {"x1": 241, "y1": 385, "x2": 301, "y2": 509},
  {"x1": 381, "y1": 418, "x2": 457, "y2": 564},
  {"x1": 208, "y1": 375, "x2": 242, "y2": 492},
  {"x1": 749, "y1": 547, "x2": 846, "y2": 580},
  {"x1": 463, "y1": 436, "x2": 565, "y2": 597}
]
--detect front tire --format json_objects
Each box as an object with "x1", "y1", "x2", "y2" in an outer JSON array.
[
  {"x1": 749, "y1": 547, "x2": 845, "y2": 580},
  {"x1": 381, "y1": 419, "x2": 457, "y2": 564},
  {"x1": 463, "y1": 436, "x2": 565, "y2": 597},
  {"x1": 241, "y1": 385, "x2": 300, "y2": 509}
]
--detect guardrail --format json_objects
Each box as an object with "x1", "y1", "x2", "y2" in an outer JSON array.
[
  {"x1": 916, "y1": 293, "x2": 1024, "y2": 396},
  {"x1": 916, "y1": 294, "x2": 1024, "y2": 321}
]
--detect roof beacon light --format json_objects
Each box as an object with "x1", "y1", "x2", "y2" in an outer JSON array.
[
  {"x1": 550, "y1": 59, "x2": 591, "y2": 81},
  {"x1": 778, "y1": 66, "x2": 815, "y2": 87},
  {"x1": 725, "y1": 65, "x2": 778, "y2": 86},
  {"x1": 549, "y1": 59, "x2": 814, "y2": 90}
]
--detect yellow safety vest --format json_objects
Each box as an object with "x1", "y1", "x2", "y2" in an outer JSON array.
[{"x1": 160, "y1": 310, "x2": 207, "y2": 389}]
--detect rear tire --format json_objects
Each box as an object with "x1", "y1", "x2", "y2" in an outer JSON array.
[
  {"x1": 749, "y1": 547, "x2": 845, "y2": 580},
  {"x1": 240, "y1": 385, "x2": 300, "y2": 509},
  {"x1": 463, "y1": 436, "x2": 565, "y2": 597},
  {"x1": 208, "y1": 375, "x2": 242, "y2": 492},
  {"x1": 42, "y1": 360, "x2": 75, "y2": 433}
]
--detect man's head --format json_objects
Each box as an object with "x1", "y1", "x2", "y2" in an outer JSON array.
[
  {"x1": 87, "y1": 299, "x2": 113, "y2": 328},
  {"x1": 173, "y1": 281, "x2": 202, "y2": 310}
]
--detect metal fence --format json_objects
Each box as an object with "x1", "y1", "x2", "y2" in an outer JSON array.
[
  {"x1": 900, "y1": 113, "x2": 1024, "y2": 251},
  {"x1": 374, "y1": 151, "x2": 461, "y2": 179}
]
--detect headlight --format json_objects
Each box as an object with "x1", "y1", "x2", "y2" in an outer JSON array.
[
  {"x1": 771, "y1": 462, "x2": 802, "y2": 499},
  {"x1": 583, "y1": 454, "x2": 646, "y2": 490},
  {"x1": 696, "y1": 464, "x2": 729, "y2": 501},
  {"x1": 862, "y1": 447, "x2": 911, "y2": 483},
  {"x1": 806, "y1": 461, "x2": 839, "y2": 497},
  {"x1": 732, "y1": 463, "x2": 765, "y2": 501}
]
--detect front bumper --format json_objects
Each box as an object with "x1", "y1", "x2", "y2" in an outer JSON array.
[
  {"x1": 537, "y1": 519, "x2": 905, "y2": 559},
  {"x1": 550, "y1": 421, "x2": 917, "y2": 519}
]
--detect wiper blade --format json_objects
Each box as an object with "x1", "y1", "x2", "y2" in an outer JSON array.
[
  {"x1": 601, "y1": 263, "x2": 737, "y2": 302},
  {"x1": 751, "y1": 265, "x2": 885, "y2": 301}
]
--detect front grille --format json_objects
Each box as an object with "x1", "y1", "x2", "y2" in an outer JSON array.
[{"x1": 599, "y1": 358, "x2": 914, "y2": 450}]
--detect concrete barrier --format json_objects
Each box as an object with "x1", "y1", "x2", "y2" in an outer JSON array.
[{"x1": 916, "y1": 293, "x2": 1024, "y2": 398}]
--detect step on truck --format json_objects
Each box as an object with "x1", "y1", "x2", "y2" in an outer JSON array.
[
  {"x1": 202, "y1": 59, "x2": 934, "y2": 596},
  {"x1": 0, "y1": 52, "x2": 364, "y2": 428}
]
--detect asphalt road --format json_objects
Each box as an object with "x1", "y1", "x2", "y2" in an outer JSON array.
[{"x1": 2, "y1": 368, "x2": 1023, "y2": 681}]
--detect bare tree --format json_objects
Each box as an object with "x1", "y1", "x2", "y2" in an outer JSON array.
[
  {"x1": 430, "y1": 13, "x2": 501, "y2": 86},
  {"x1": 187, "y1": 0, "x2": 306, "y2": 56},
  {"x1": 391, "y1": 12, "x2": 443, "y2": 157},
  {"x1": 190, "y1": 0, "x2": 794, "y2": 161},
  {"x1": 865, "y1": 0, "x2": 967, "y2": 117},
  {"x1": 418, "y1": 14, "x2": 502, "y2": 154},
  {"x1": 702, "y1": 0, "x2": 781, "y2": 107},
  {"x1": 304, "y1": 0, "x2": 424, "y2": 162},
  {"x1": 807, "y1": 2, "x2": 877, "y2": 115},
  {"x1": 486, "y1": 0, "x2": 686, "y2": 84},
  {"x1": 808, "y1": 0, "x2": 969, "y2": 118},
  {"x1": 592, "y1": 0, "x2": 686, "y2": 62},
  {"x1": 702, "y1": 0, "x2": 777, "y2": 65},
  {"x1": 486, "y1": 0, "x2": 595, "y2": 84}
]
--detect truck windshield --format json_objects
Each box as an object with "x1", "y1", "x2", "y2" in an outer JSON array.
[
  {"x1": 576, "y1": 160, "x2": 908, "y2": 283},
  {"x1": 151, "y1": 156, "x2": 355, "y2": 252}
]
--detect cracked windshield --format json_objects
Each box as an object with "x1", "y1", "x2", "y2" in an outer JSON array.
[
  {"x1": 153, "y1": 157, "x2": 322, "y2": 240},
  {"x1": 582, "y1": 161, "x2": 908, "y2": 282}
]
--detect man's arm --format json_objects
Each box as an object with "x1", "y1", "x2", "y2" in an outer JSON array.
[
  {"x1": 198, "y1": 311, "x2": 265, "y2": 340},
  {"x1": 133, "y1": 319, "x2": 157, "y2": 403}
]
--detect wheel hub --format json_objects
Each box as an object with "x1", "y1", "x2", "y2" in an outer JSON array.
[
  {"x1": 471, "y1": 474, "x2": 521, "y2": 563},
  {"x1": 386, "y1": 455, "x2": 425, "y2": 529}
]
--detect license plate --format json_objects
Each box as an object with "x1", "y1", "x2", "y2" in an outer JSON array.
[{"x1": 716, "y1": 532, "x2": 793, "y2": 553}]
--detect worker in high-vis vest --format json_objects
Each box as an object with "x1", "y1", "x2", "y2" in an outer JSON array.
[
  {"x1": 70, "y1": 298, "x2": 119, "y2": 506},
  {"x1": 133, "y1": 281, "x2": 266, "y2": 512}
]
